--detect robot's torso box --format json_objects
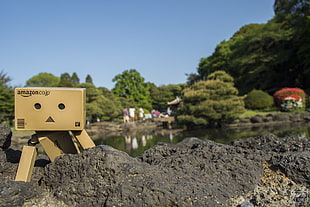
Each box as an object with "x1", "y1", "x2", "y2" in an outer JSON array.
[{"x1": 15, "y1": 87, "x2": 86, "y2": 131}]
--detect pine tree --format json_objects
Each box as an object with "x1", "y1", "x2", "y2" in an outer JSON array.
[
  {"x1": 85, "y1": 74, "x2": 94, "y2": 85},
  {"x1": 177, "y1": 71, "x2": 245, "y2": 128}
]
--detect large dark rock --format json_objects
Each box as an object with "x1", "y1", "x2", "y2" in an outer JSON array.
[
  {"x1": 0, "y1": 181, "x2": 39, "y2": 207},
  {"x1": 41, "y1": 139, "x2": 263, "y2": 206},
  {"x1": 250, "y1": 116, "x2": 263, "y2": 123},
  {"x1": 0, "y1": 150, "x2": 19, "y2": 183},
  {"x1": 0, "y1": 124, "x2": 12, "y2": 150},
  {"x1": 0, "y1": 125, "x2": 19, "y2": 184},
  {"x1": 271, "y1": 151, "x2": 310, "y2": 186},
  {"x1": 230, "y1": 133, "x2": 309, "y2": 154},
  {"x1": 272, "y1": 113, "x2": 290, "y2": 122}
]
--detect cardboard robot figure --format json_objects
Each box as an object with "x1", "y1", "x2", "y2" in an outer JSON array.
[{"x1": 14, "y1": 87, "x2": 95, "y2": 182}]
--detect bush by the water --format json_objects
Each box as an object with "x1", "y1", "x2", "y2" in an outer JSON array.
[
  {"x1": 177, "y1": 71, "x2": 245, "y2": 127},
  {"x1": 244, "y1": 89, "x2": 274, "y2": 110},
  {"x1": 273, "y1": 88, "x2": 306, "y2": 112}
]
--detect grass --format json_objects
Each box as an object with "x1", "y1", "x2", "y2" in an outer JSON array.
[{"x1": 239, "y1": 109, "x2": 280, "y2": 118}]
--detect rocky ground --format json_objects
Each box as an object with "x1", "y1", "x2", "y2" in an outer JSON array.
[{"x1": 0, "y1": 124, "x2": 309, "y2": 207}]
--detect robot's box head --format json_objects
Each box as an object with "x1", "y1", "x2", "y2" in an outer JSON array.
[{"x1": 15, "y1": 88, "x2": 86, "y2": 131}]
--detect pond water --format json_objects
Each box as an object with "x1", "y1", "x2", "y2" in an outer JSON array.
[{"x1": 94, "y1": 122, "x2": 310, "y2": 157}]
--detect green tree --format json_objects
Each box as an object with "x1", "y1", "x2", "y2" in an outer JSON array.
[
  {"x1": 78, "y1": 83, "x2": 120, "y2": 121},
  {"x1": 0, "y1": 71, "x2": 14, "y2": 123},
  {"x1": 177, "y1": 71, "x2": 245, "y2": 128},
  {"x1": 149, "y1": 83, "x2": 185, "y2": 112},
  {"x1": 274, "y1": 0, "x2": 310, "y2": 17},
  {"x1": 299, "y1": 17, "x2": 310, "y2": 79},
  {"x1": 25, "y1": 72, "x2": 60, "y2": 87},
  {"x1": 195, "y1": 0, "x2": 310, "y2": 94},
  {"x1": 112, "y1": 69, "x2": 152, "y2": 109},
  {"x1": 98, "y1": 86, "x2": 123, "y2": 116},
  {"x1": 197, "y1": 21, "x2": 296, "y2": 94},
  {"x1": 0, "y1": 87, "x2": 14, "y2": 123},
  {"x1": 0, "y1": 71, "x2": 11, "y2": 86},
  {"x1": 58, "y1": 73, "x2": 74, "y2": 87},
  {"x1": 206, "y1": 70, "x2": 235, "y2": 82},
  {"x1": 85, "y1": 74, "x2": 94, "y2": 85},
  {"x1": 186, "y1": 72, "x2": 201, "y2": 85},
  {"x1": 98, "y1": 87, "x2": 118, "y2": 100},
  {"x1": 71, "y1": 72, "x2": 80, "y2": 86},
  {"x1": 273, "y1": 0, "x2": 310, "y2": 89}
]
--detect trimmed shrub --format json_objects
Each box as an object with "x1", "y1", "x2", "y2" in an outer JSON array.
[
  {"x1": 244, "y1": 89, "x2": 274, "y2": 110},
  {"x1": 273, "y1": 88, "x2": 306, "y2": 112},
  {"x1": 177, "y1": 71, "x2": 245, "y2": 128}
]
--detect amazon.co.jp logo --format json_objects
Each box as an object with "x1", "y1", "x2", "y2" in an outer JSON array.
[{"x1": 17, "y1": 90, "x2": 51, "y2": 97}]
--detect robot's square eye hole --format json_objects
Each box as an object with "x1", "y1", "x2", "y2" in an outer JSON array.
[
  {"x1": 34, "y1": 103, "x2": 41, "y2": 110},
  {"x1": 58, "y1": 103, "x2": 65, "y2": 110}
]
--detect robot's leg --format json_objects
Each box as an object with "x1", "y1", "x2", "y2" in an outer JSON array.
[
  {"x1": 36, "y1": 131, "x2": 80, "y2": 161},
  {"x1": 15, "y1": 146, "x2": 37, "y2": 182},
  {"x1": 72, "y1": 129, "x2": 95, "y2": 149},
  {"x1": 37, "y1": 136, "x2": 64, "y2": 162}
]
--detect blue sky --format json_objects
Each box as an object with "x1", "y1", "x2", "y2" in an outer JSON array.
[{"x1": 0, "y1": 0, "x2": 275, "y2": 89}]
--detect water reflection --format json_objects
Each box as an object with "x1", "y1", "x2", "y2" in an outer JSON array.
[
  {"x1": 95, "y1": 122, "x2": 310, "y2": 157},
  {"x1": 124, "y1": 135, "x2": 131, "y2": 150}
]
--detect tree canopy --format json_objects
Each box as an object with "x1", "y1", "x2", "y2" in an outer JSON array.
[
  {"x1": 149, "y1": 83, "x2": 185, "y2": 112},
  {"x1": 195, "y1": 0, "x2": 310, "y2": 94},
  {"x1": 78, "y1": 83, "x2": 121, "y2": 121},
  {"x1": 71, "y1": 72, "x2": 80, "y2": 86},
  {"x1": 25, "y1": 72, "x2": 60, "y2": 87},
  {"x1": 112, "y1": 69, "x2": 152, "y2": 110},
  {"x1": 85, "y1": 74, "x2": 94, "y2": 85},
  {"x1": 58, "y1": 73, "x2": 74, "y2": 87},
  {"x1": 177, "y1": 71, "x2": 245, "y2": 128},
  {"x1": 0, "y1": 71, "x2": 14, "y2": 123},
  {"x1": 274, "y1": 0, "x2": 310, "y2": 17}
]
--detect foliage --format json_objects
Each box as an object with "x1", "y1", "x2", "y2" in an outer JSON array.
[
  {"x1": 0, "y1": 71, "x2": 11, "y2": 86},
  {"x1": 98, "y1": 87, "x2": 117, "y2": 100},
  {"x1": 274, "y1": 0, "x2": 310, "y2": 17},
  {"x1": 186, "y1": 72, "x2": 201, "y2": 85},
  {"x1": 78, "y1": 83, "x2": 121, "y2": 121},
  {"x1": 280, "y1": 96, "x2": 303, "y2": 111},
  {"x1": 273, "y1": 87, "x2": 306, "y2": 111},
  {"x1": 197, "y1": 21, "x2": 296, "y2": 94},
  {"x1": 26, "y1": 72, "x2": 82, "y2": 88},
  {"x1": 273, "y1": 87, "x2": 306, "y2": 105},
  {"x1": 0, "y1": 71, "x2": 14, "y2": 123},
  {"x1": 206, "y1": 70, "x2": 234, "y2": 82},
  {"x1": 244, "y1": 89, "x2": 274, "y2": 109},
  {"x1": 177, "y1": 71, "x2": 245, "y2": 128},
  {"x1": 58, "y1": 73, "x2": 74, "y2": 87},
  {"x1": 112, "y1": 69, "x2": 152, "y2": 110},
  {"x1": 85, "y1": 74, "x2": 94, "y2": 84},
  {"x1": 71, "y1": 72, "x2": 80, "y2": 86},
  {"x1": 0, "y1": 87, "x2": 14, "y2": 122},
  {"x1": 25, "y1": 72, "x2": 60, "y2": 87},
  {"x1": 298, "y1": 16, "x2": 310, "y2": 80},
  {"x1": 98, "y1": 87, "x2": 123, "y2": 119},
  {"x1": 148, "y1": 83, "x2": 185, "y2": 112},
  {"x1": 194, "y1": 0, "x2": 310, "y2": 94}
]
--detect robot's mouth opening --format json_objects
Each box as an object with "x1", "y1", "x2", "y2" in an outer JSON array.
[{"x1": 46, "y1": 116, "x2": 55, "y2": 122}]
